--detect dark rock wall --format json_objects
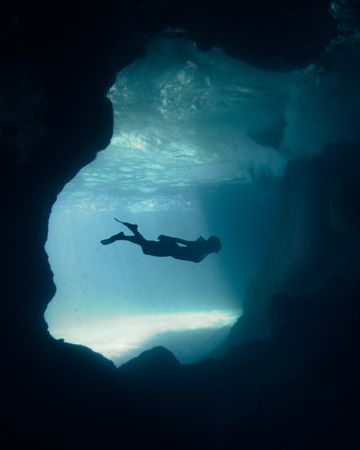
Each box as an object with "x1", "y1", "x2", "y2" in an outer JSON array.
[
  {"x1": 228, "y1": 141, "x2": 360, "y2": 344},
  {"x1": 3, "y1": 1, "x2": 359, "y2": 449}
]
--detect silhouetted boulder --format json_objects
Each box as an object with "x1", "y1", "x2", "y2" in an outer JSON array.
[{"x1": 119, "y1": 345, "x2": 180, "y2": 375}]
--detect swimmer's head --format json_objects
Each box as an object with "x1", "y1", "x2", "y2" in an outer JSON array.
[{"x1": 207, "y1": 236, "x2": 222, "y2": 253}]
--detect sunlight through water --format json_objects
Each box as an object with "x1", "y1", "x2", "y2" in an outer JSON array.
[
  {"x1": 50, "y1": 309, "x2": 240, "y2": 366},
  {"x1": 45, "y1": 37, "x2": 289, "y2": 365}
]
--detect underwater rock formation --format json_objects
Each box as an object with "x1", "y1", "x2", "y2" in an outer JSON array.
[
  {"x1": 227, "y1": 141, "x2": 360, "y2": 344},
  {"x1": 2, "y1": 1, "x2": 359, "y2": 449}
]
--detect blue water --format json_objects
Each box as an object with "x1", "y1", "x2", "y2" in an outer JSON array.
[{"x1": 44, "y1": 37, "x2": 296, "y2": 365}]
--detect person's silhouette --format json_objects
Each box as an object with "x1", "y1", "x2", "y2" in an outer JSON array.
[{"x1": 101, "y1": 219, "x2": 221, "y2": 263}]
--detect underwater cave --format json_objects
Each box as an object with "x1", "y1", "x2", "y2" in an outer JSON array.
[
  {"x1": 4, "y1": 1, "x2": 360, "y2": 449},
  {"x1": 45, "y1": 37, "x2": 288, "y2": 365},
  {"x1": 44, "y1": 26, "x2": 360, "y2": 367},
  {"x1": 44, "y1": 31, "x2": 360, "y2": 366}
]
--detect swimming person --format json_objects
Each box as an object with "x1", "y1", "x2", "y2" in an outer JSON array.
[{"x1": 101, "y1": 219, "x2": 221, "y2": 263}]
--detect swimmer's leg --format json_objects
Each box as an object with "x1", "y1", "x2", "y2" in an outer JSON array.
[
  {"x1": 101, "y1": 231, "x2": 145, "y2": 246},
  {"x1": 101, "y1": 231, "x2": 125, "y2": 245},
  {"x1": 114, "y1": 218, "x2": 144, "y2": 238}
]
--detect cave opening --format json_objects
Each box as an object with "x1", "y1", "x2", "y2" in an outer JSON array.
[{"x1": 44, "y1": 37, "x2": 289, "y2": 366}]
